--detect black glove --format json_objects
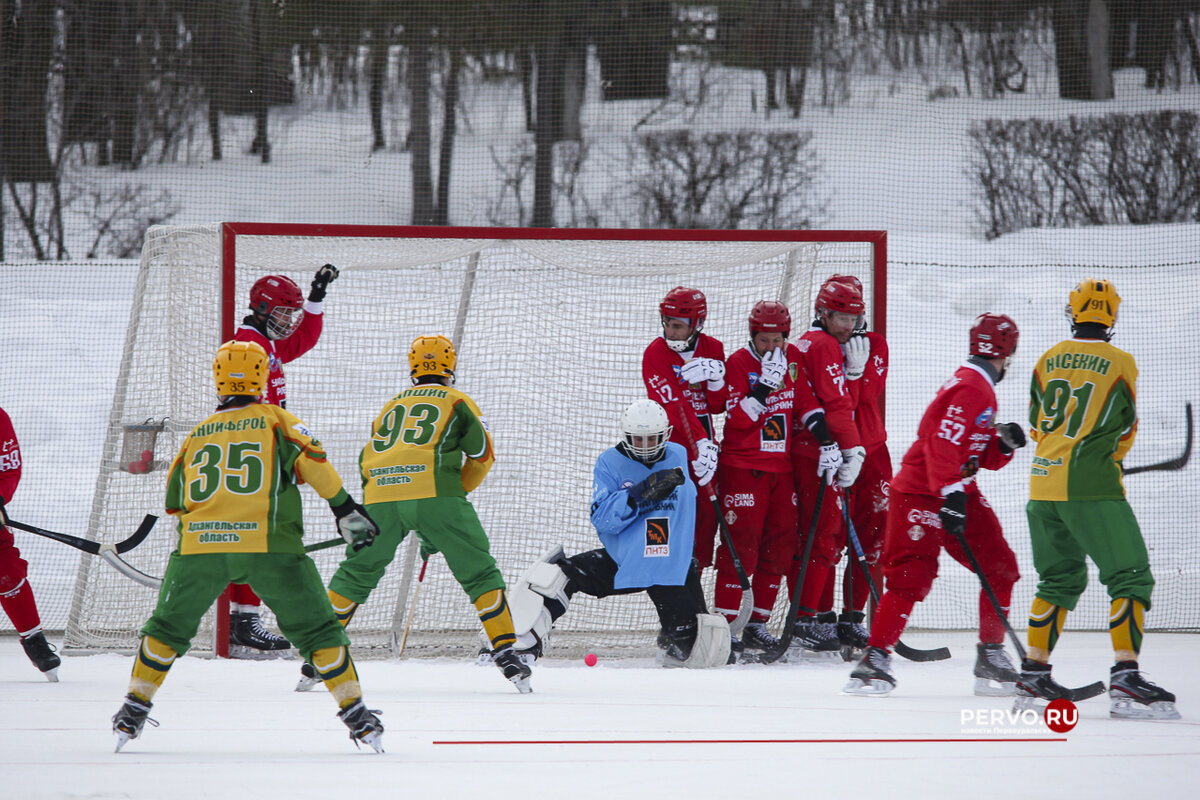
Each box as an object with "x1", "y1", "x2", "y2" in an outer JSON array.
[
  {"x1": 309, "y1": 264, "x2": 340, "y2": 303},
  {"x1": 996, "y1": 422, "x2": 1027, "y2": 455},
  {"x1": 939, "y1": 491, "x2": 967, "y2": 537},
  {"x1": 628, "y1": 467, "x2": 686, "y2": 507},
  {"x1": 331, "y1": 497, "x2": 377, "y2": 551}
]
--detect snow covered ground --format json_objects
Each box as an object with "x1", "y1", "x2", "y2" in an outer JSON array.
[{"x1": 3, "y1": 630, "x2": 1195, "y2": 800}]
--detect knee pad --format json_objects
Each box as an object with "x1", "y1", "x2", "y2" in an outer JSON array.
[
  {"x1": 509, "y1": 545, "x2": 570, "y2": 648},
  {"x1": 680, "y1": 613, "x2": 731, "y2": 669}
]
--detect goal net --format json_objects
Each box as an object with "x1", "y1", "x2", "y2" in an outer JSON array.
[{"x1": 63, "y1": 223, "x2": 884, "y2": 659}]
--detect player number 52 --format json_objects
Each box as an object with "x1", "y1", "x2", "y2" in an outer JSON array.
[{"x1": 938, "y1": 419, "x2": 965, "y2": 444}]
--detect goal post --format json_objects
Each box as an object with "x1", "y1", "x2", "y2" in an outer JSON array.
[{"x1": 64, "y1": 224, "x2": 886, "y2": 659}]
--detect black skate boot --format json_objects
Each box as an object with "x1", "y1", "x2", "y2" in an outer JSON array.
[
  {"x1": 112, "y1": 694, "x2": 157, "y2": 752},
  {"x1": 1014, "y1": 659, "x2": 1074, "y2": 710},
  {"x1": 229, "y1": 611, "x2": 293, "y2": 660},
  {"x1": 295, "y1": 660, "x2": 321, "y2": 693},
  {"x1": 337, "y1": 700, "x2": 384, "y2": 753},
  {"x1": 21, "y1": 631, "x2": 61, "y2": 682},
  {"x1": 1109, "y1": 661, "x2": 1181, "y2": 720},
  {"x1": 842, "y1": 646, "x2": 896, "y2": 696},
  {"x1": 740, "y1": 621, "x2": 781, "y2": 652},
  {"x1": 974, "y1": 643, "x2": 1019, "y2": 697},
  {"x1": 837, "y1": 611, "x2": 870, "y2": 662},
  {"x1": 492, "y1": 646, "x2": 533, "y2": 693},
  {"x1": 792, "y1": 612, "x2": 841, "y2": 657},
  {"x1": 728, "y1": 635, "x2": 745, "y2": 665}
]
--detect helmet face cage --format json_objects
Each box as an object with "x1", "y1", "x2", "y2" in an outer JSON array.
[
  {"x1": 1067, "y1": 279, "x2": 1120, "y2": 330},
  {"x1": 620, "y1": 399, "x2": 672, "y2": 462},
  {"x1": 749, "y1": 300, "x2": 791, "y2": 337},
  {"x1": 250, "y1": 276, "x2": 305, "y2": 340},
  {"x1": 266, "y1": 305, "x2": 304, "y2": 340},
  {"x1": 969, "y1": 313, "x2": 1019, "y2": 359},
  {"x1": 213, "y1": 340, "x2": 268, "y2": 397},
  {"x1": 409, "y1": 335, "x2": 457, "y2": 384}
]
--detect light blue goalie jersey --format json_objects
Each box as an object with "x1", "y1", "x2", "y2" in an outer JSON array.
[{"x1": 590, "y1": 441, "x2": 697, "y2": 590}]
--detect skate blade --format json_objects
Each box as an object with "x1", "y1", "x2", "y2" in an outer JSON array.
[
  {"x1": 295, "y1": 675, "x2": 322, "y2": 693},
  {"x1": 229, "y1": 645, "x2": 294, "y2": 661},
  {"x1": 1012, "y1": 693, "x2": 1043, "y2": 712},
  {"x1": 788, "y1": 645, "x2": 843, "y2": 663},
  {"x1": 839, "y1": 645, "x2": 865, "y2": 663},
  {"x1": 114, "y1": 731, "x2": 134, "y2": 753},
  {"x1": 1110, "y1": 698, "x2": 1182, "y2": 720},
  {"x1": 974, "y1": 676, "x2": 1016, "y2": 697},
  {"x1": 42, "y1": 667, "x2": 60, "y2": 683},
  {"x1": 509, "y1": 675, "x2": 533, "y2": 694},
  {"x1": 842, "y1": 677, "x2": 894, "y2": 696},
  {"x1": 358, "y1": 731, "x2": 385, "y2": 754}
]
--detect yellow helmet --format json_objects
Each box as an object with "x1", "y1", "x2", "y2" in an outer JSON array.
[
  {"x1": 213, "y1": 340, "x2": 268, "y2": 397},
  {"x1": 1068, "y1": 278, "x2": 1120, "y2": 329},
  {"x1": 409, "y1": 335, "x2": 456, "y2": 384}
]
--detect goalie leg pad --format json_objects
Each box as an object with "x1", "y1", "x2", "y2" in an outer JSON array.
[
  {"x1": 684, "y1": 613, "x2": 731, "y2": 669},
  {"x1": 509, "y1": 545, "x2": 570, "y2": 645}
]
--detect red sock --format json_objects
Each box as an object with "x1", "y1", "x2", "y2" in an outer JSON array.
[
  {"x1": 750, "y1": 572, "x2": 782, "y2": 623},
  {"x1": 713, "y1": 572, "x2": 744, "y2": 623},
  {"x1": 0, "y1": 578, "x2": 42, "y2": 635},
  {"x1": 867, "y1": 590, "x2": 916, "y2": 651},
  {"x1": 979, "y1": 585, "x2": 1012, "y2": 644}
]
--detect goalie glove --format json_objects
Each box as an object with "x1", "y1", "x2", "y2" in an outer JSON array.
[
  {"x1": 996, "y1": 422, "x2": 1027, "y2": 455},
  {"x1": 842, "y1": 335, "x2": 870, "y2": 380},
  {"x1": 628, "y1": 467, "x2": 686, "y2": 508},
  {"x1": 679, "y1": 357, "x2": 725, "y2": 391},
  {"x1": 817, "y1": 443, "x2": 843, "y2": 486},
  {"x1": 836, "y1": 445, "x2": 866, "y2": 488},
  {"x1": 757, "y1": 347, "x2": 788, "y2": 392},
  {"x1": 331, "y1": 497, "x2": 378, "y2": 551},
  {"x1": 692, "y1": 438, "x2": 719, "y2": 487},
  {"x1": 309, "y1": 263, "x2": 340, "y2": 303},
  {"x1": 938, "y1": 490, "x2": 968, "y2": 537}
]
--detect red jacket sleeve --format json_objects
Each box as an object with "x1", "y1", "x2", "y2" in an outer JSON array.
[
  {"x1": 0, "y1": 408, "x2": 22, "y2": 503},
  {"x1": 802, "y1": 332, "x2": 861, "y2": 449},
  {"x1": 274, "y1": 303, "x2": 324, "y2": 363}
]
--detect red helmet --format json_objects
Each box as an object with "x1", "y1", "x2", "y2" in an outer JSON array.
[
  {"x1": 749, "y1": 300, "x2": 791, "y2": 336},
  {"x1": 249, "y1": 275, "x2": 304, "y2": 314},
  {"x1": 815, "y1": 278, "x2": 865, "y2": 316},
  {"x1": 970, "y1": 313, "x2": 1019, "y2": 358},
  {"x1": 659, "y1": 286, "x2": 707, "y2": 330}
]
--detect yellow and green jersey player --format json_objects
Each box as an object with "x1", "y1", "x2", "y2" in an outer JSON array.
[
  {"x1": 112, "y1": 340, "x2": 386, "y2": 752},
  {"x1": 316, "y1": 334, "x2": 533, "y2": 693},
  {"x1": 1019, "y1": 279, "x2": 1178, "y2": 719}
]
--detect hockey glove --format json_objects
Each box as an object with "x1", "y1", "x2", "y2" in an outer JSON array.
[
  {"x1": 818, "y1": 443, "x2": 843, "y2": 486},
  {"x1": 331, "y1": 498, "x2": 378, "y2": 551},
  {"x1": 309, "y1": 263, "x2": 340, "y2": 303},
  {"x1": 628, "y1": 467, "x2": 686, "y2": 507},
  {"x1": 938, "y1": 491, "x2": 968, "y2": 537},
  {"x1": 680, "y1": 357, "x2": 725, "y2": 390},
  {"x1": 842, "y1": 335, "x2": 870, "y2": 381},
  {"x1": 757, "y1": 347, "x2": 788, "y2": 392},
  {"x1": 836, "y1": 445, "x2": 866, "y2": 488},
  {"x1": 996, "y1": 422, "x2": 1027, "y2": 455},
  {"x1": 692, "y1": 438, "x2": 719, "y2": 487}
]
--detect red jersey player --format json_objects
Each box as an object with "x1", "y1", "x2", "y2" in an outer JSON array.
[
  {"x1": 224, "y1": 264, "x2": 339, "y2": 658},
  {"x1": 717, "y1": 301, "x2": 835, "y2": 659},
  {"x1": 642, "y1": 286, "x2": 726, "y2": 571},
  {"x1": 0, "y1": 406, "x2": 62, "y2": 680},
  {"x1": 789, "y1": 278, "x2": 867, "y2": 653},
  {"x1": 844, "y1": 313, "x2": 1025, "y2": 696}
]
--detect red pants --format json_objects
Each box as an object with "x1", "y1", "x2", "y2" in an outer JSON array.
[
  {"x1": 790, "y1": 454, "x2": 846, "y2": 617},
  {"x1": 692, "y1": 481, "x2": 719, "y2": 570},
  {"x1": 0, "y1": 526, "x2": 41, "y2": 633},
  {"x1": 820, "y1": 444, "x2": 891, "y2": 612},
  {"x1": 713, "y1": 464, "x2": 796, "y2": 623},
  {"x1": 868, "y1": 489, "x2": 1020, "y2": 650}
]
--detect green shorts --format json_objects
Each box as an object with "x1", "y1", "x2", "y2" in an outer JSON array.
[
  {"x1": 329, "y1": 496, "x2": 504, "y2": 604},
  {"x1": 1025, "y1": 499, "x2": 1153, "y2": 610},
  {"x1": 140, "y1": 552, "x2": 349, "y2": 658}
]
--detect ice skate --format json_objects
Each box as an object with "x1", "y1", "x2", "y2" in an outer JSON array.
[
  {"x1": 229, "y1": 611, "x2": 294, "y2": 660},
  {"x1": 837, "y1": 611, "x2": 870, "y2": 662},
  {"x1": 21, "y1": 632, "x2": 61, "y2": 682},
  {"x1": 337, "y1": 700, "x2": 384, "y2": 753},
  {"x1": 790, "y1": 613, "x2": 842, "y2": 660},
  {"x1": 973, "y1": 643, "x2": 1018, "y2": 697},
  {"x1": 842, "y1": 646, "x2": 895, "y2": 696},
  {"x1": 740, "y1": 621, "x2": 781, "y2": 652},
  {"x1": 1109, "y1": 661, "x2": 1181, "y2": 720},
  {"x1": 727, "y1": 635, "x2": 745, "y2": 665},
  {"x1": 112, "y1": 694, "x2": 156, "y2": 752},
  {"x1": 295, "y1": 661, "x2": 321, "y2": 692},
  {"x1": 492, "y1": 646, "x2": 533, "y2": 693}
]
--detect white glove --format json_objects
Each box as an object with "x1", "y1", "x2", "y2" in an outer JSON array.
[
  {"x1": 738, "y1": 395, "x2": 767, "y2": 422},
  {"x1": 680, "y1": 357, "x2": 725, "y2": 390},
  {"x1": 817, "y1": 443, "x2": 843, "y2": 486},
  {"x1": 836, "y1": 445, "x2": 866, "y2": 488},
  {"x1": 758, "y1": 347, "x2": 787, "y2": 391},
  {"x1": 692, "y1": 438, "x2": 719, "y2": 487},
  {"x1": 842, "y1": 336, "x2": 870, "y2": 380}
]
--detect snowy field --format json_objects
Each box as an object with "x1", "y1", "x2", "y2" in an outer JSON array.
[{"x1": 2, "y1": 630, "x2": 1196, "y2": 800}]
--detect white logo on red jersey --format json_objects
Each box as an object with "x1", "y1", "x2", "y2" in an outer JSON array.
[
  {"x1": 908, "y1": 525, "x2": 926, "y2": 541},
  {"x1": 725, "y1": 510, "x2": 738, "y2": 526},
  {"x1": 906, "y1": 508, "x2": 940, "y2": 527},
  {"x1": 726, "y1": 492, "x2": 755, "y2": 508}
]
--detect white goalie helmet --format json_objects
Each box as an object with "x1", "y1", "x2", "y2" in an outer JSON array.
[{"x1": 620, "y1": 399, "x2": 672, "y2": 462}]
